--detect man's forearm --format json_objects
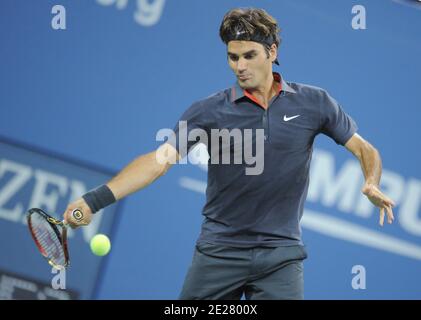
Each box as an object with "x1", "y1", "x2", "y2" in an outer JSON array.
[
  {"x1": 358, "y1": 142, "x2": 382, "y2": 186},
  {"x1": 64, "y1": 147, "x2": 175, "y2": 226},
  {"x1": 345, "y1": 134, "x2": 395, "y2": 225},
  {"x1": 106, "y1": 150, "x2": 171, "y2": 201}
]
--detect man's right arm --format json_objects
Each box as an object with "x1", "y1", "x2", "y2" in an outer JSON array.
[
  {"x1": 108, "y1": 143, "x2": 179, "y2": 200},
  {"x1": 63, "y1": 143, "x2": 179, "y2": 227}
]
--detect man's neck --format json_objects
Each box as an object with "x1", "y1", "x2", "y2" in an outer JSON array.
[{"x1": 247, "y1": 74, "x2": 277, "y2": 109}]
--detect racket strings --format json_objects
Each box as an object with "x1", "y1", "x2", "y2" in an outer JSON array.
[{"x1": 30, "y1": 213, "x2": 66, "y2": 266}]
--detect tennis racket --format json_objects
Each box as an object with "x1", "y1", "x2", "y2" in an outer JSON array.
[{"x1": 27, "y1": 207, "x2": 84, "y2": 269}]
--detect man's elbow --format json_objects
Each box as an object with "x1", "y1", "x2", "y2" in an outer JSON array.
[
  {"x1": 366, "y1": 141, "x2": 380, "y2": 157},
  {"x1": 156, "y1": 161, "x2": 172, "y2": 177},
  {"x1": 360, "y1": 140, "x2": 381, "y2": 163},
  {"x1": 347, "y1": 134, "x2": 379, "y2": 160}
]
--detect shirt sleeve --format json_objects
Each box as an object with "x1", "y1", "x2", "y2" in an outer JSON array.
[
  {"x1": 167, "y1": 101, "x2": 210, "y2": 158},
  {"x1": 319, "y1": 90, "x2": 358, "y2": 145}
]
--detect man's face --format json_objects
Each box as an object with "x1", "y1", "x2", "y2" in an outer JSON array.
[{"x1": 227, "y1": 40, "x2": 276, "y2": 90}]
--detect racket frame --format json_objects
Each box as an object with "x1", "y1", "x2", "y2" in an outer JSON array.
[{"x1": 27, "y1": 208, "x2": 70, "y2": 269}]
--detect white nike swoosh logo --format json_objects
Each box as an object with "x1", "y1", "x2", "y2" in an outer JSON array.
[{"x1": 283, "y1": 114, "x2": 300, "y2": 121}]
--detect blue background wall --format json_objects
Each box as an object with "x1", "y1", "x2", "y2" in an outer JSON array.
[{"x1": 0, "y1": 0, "x2": 420, "y2": 299}]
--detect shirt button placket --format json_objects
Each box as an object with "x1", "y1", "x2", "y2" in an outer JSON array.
[{"x1": 262, "y1": 111, "x2": 268, "y2": 141}]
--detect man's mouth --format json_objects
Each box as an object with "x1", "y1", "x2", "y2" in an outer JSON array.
[{"x1": 238, "y1": 74, "x2": 251, "y2": 81}]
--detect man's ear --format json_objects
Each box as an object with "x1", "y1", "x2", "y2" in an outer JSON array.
[{"x1": 269, "y1": 44, "x2": 278, "y2": 63}]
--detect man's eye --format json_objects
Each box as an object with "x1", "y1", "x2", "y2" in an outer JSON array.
[
  {"x1": 244, "y1": 54, "x2": 255, "y2": 60},
  {"x1": 229, "y1": 56, "x2": 238, "y2": 61}
]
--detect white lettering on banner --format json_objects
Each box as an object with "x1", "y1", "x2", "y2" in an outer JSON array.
[
  {"x1": 399, "y1": 179, "x2": 421, "y2": 236},
  {"x1": 308, "y1": 151, "x2": 408, "y2": 219},
  {"x1": 27, "y1": 170, "x2": 68, "y2": 218},
  {"x1": 96, "y1": 0, "x2": 166, "y2": 27},
  {"x1": 354, "y1": 169, "x2": 405, "y2": 218},
  {"x1": 301, "y1": 210, "x2": 421, "y2": 260},
  {"x1": 307, "y1": 149, "x2": 421, "y2": 236},
  {"x1": 178, "y1": 147, "x2": 421, "y2": 259},
  {"x1": 0, "y1": 159, "x2": 103, "y2": 243},
  {"x1": 0, "y1": 160, "x2": 32, "y2": 222}
]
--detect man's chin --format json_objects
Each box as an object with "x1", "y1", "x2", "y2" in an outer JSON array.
[{"x1": 238, "y1": 80, "x2": 255, "y2": 90}]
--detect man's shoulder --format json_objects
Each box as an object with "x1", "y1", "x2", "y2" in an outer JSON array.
[
  {"x1": 183, "y1": 88, "x2": 230, "y2": 116},
  {"x1": 287, "y1": 81, "x2": 329, "y2": 99},
  {"x1": 192, "y1": 88, "x2": 231, "y2": 108}
]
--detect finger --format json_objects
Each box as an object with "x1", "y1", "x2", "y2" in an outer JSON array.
[
  {"x1": 385, "y1": 204, "x2": 394, "y2": 224},
  {"x1": 71, "y1": 208, "x2": 84, "y2": 222},
  {"x1": 383, "y1": 198, "x2": 396, "y2": 208},
  {"x1": 74, "y1": 209, "x2": 90, "y2": 226},
  {"x1": 373, "y1": 189, "x2": 389, "y2": 202},
  {"x1": 375, "y1": 190, "x2": 396, "y2": 207},
  {"x1": 63, "y1": 211, "x2": 69, "y2": 223},
  {"x1": 367, "y1": 188, "x2": 384, "y2": 203},
  {"x1": 368, "y1": 187, "x2": 389, "y2": 201},
  {"x1": 383, "y1": 195, "x2": 396, "y2": 207},
  {"x1": 63, "y1": 209, "x2": 74, "y2": 225},
  {"x1": 379, "y1": 208, "x2": 385, "y2": 226},
  {"x1": 67, "y1": 219, "x2": 78, "y2": 229},
  {"x1": 65, "y1": 209, "x2": 81, "y2": 228}
]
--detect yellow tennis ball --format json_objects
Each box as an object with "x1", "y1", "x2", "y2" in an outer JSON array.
[{"x1": 90, "y1": 234, "x2": 111, "y2": 256}]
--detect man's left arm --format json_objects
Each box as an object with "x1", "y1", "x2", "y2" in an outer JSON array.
[{"x1": 344, "y1": 133, "x2": 395, "y2": 226}]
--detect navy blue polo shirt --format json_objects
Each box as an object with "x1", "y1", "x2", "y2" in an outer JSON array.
[{"x1": 170, "y1": 73, "x2": 357, "y2": 248}]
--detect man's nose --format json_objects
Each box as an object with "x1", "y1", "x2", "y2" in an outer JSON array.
[{"x1": 237, "y1": 58, "x2": 247, "y2": 72}]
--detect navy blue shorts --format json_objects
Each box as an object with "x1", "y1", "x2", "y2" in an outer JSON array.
[{"x1": 179, "y1": 243, "x2": 308, "y2": 300}]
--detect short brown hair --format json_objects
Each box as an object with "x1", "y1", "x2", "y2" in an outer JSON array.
[{"x1": 219, "y1": 8, "x2": 281, "y2": 49}]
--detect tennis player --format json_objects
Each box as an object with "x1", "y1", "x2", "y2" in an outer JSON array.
[{"x1": 63, "y1": 8, "x2": 395, "y2": 299}]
